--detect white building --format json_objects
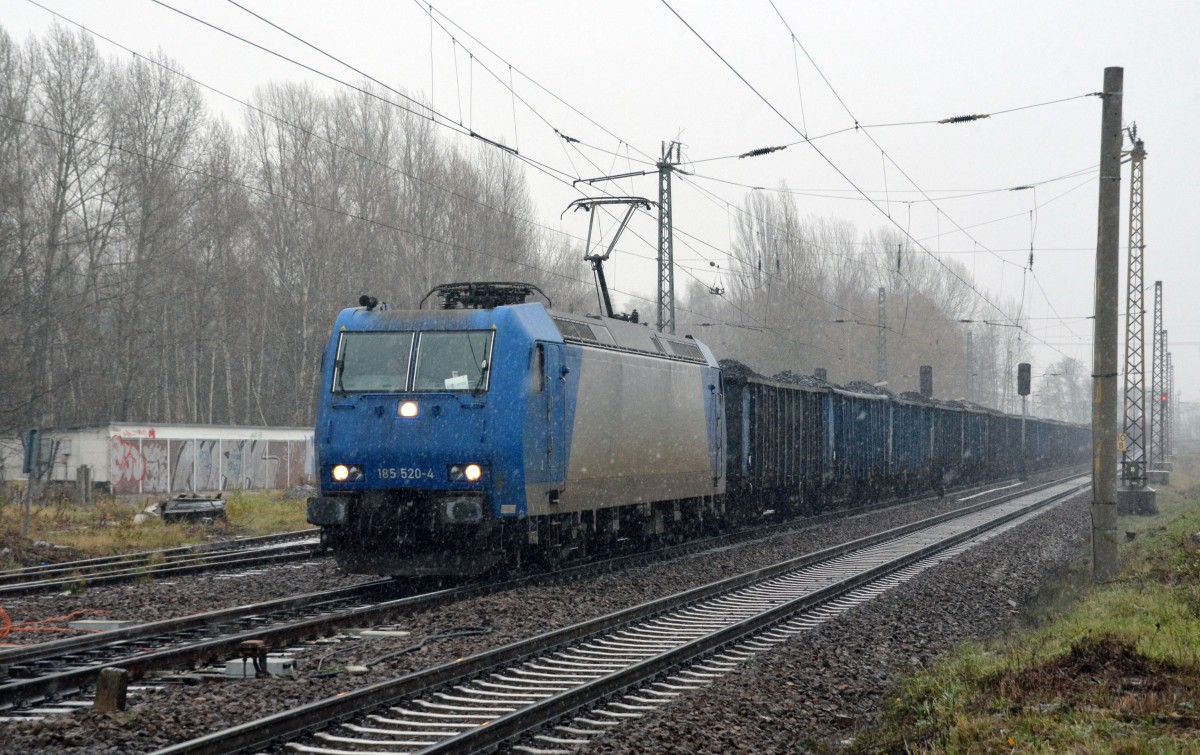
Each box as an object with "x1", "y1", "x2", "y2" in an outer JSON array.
[{"x1": 1, "y1": 423, "x2": 314, "y2": 495}]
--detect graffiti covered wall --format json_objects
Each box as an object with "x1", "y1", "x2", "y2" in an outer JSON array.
[{"x1": 109, "y1": 435, "x2": 314, "y2": 495}]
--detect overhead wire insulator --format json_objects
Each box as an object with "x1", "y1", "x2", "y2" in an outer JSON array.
[
  {"x1": 470, "y1": 131, "x2": 517, "y2": 155},
  {"x1": 938, "y1": 114, "x2": 991, "y2": 124},
  {"x1": 738, "y1": 145, "x2": 787, "y2": 159},
  {"x1": 554, "y1": 129, "x2": 580, "y2": 144}
]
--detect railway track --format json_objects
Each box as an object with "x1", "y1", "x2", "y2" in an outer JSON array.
[
  {"x1": 151, "y1": 476, "x2": 1088, "y2": 755},
  {"x1": 0, "y1": 474, "x2": 1069, "y2": 715},
  {"x1": 0, "y1": 529, "x2": 322, "y2": 597},
  {"x1": 0, "y1": 577, "x2": 408, "y2": 711}
]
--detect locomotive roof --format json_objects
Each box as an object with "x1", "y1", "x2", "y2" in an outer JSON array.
[
  {"x1": 544, "y1": 308, "x2": 715, "y2": 366},
  {"x1": 331, "y1": 300, "x2": 717, "y2": 368}
]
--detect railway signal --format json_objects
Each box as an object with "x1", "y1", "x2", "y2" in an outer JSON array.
[{"x1": 1018, "y1": 363, "x2": 1030, "y2": 480}]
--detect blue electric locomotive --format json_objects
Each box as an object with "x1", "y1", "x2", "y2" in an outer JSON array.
[
  {"x1": 307, "y1": 283, "x2": 726, "y2": 576},
  {"x1": 308, "y1": 282, "x2": 1089, "y2": 577}
]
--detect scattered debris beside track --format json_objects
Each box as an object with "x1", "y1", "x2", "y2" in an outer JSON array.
[{"x1": 0, "y1": 533, "x2": 81, "y2": 570}]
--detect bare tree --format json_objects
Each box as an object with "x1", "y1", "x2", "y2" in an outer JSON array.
[
  {"x1": 105, "y1": 50, "x2": 208, "y2": 422},
  {"x1": 3, "y1": 20, "x2": 1023, "y2": 437},
  {"x1": 19, "y1": 26, "x2": 113, "y2": 427},
  {"x1": 1037, "y1": 357, "x2": 1088, "y2": 422}
]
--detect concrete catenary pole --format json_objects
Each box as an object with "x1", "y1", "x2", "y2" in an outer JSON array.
[{"x1": 1091, "y1": 67, "x2": 1123, "y2": 582}]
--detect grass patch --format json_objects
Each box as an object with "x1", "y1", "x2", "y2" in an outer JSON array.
[
  {"x1": 0, "y1": 488, "x2": 310, "y2": 564},
  {"x1": 857, "y1": 454, "x2": 1200, "y2": 753},
  {"x1": 223, "y1": 490, "x2": 310, "y2": 535}
]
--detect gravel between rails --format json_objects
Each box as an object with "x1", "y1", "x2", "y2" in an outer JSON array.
[
  {"x1": 0, "y1": 487, "x2": 1088, "y2": 753},
  {"x1": 588, "y1": 492, "x2": 1092, "y2": 754},
  {"x1": 0, "y1": 560, "x2": 376, "y2": 641}
]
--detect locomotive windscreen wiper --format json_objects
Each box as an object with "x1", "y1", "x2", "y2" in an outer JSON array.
[
  {"x1": 332, "y1": 359, "x2": 345, "y2": 393},
  {"x1": 473, "y1": 359, "x2": 489, "y2": 394}
]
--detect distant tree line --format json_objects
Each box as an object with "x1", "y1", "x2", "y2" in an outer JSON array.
[
  {"x1": 0, "y1": 24, "x2": 1084, "y2": 436},
  {"x1": 677, "y1": 187, "x2": 1046, "y2": 411},
  {"x1": 0, "y1": 24, "x2": 589, "y2": 434}
]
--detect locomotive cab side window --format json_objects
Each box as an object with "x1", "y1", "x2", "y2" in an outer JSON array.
[
  {"x1": 412, "y1": 331, "x2": 494, "y2": 392},
  {"x1": 333, "y1": 332, "x2": 414, "y2": 393},
  {"x1": 533, "y1": 344, "x2": 545, "y2": 392}
]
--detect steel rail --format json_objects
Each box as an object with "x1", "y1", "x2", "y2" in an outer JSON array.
[
  {"x1": 432, "y1": 478, "x2": 1086, "y2": 754},
  {"x1": 150, "y1": 477, "x2": 1085, "y2": 755},
  {"x1": 0, "y1": 471, "x2": 1078, "y2": 714},
  {"x1": 0, "y1": 528, "x2": 319, "y2": 584},
  {"x1": 0, "y1": 579, "x2": 397, "y2": 709},
  {"x1": 0, "y1": 468, "x2": 1073, "y2": 599},
  {"x1": 0, "y1": 540, "x2": 321, "y2": 597},
  {"x1": 0, "y1": 469, "x2": 1041, "y2": 674}
]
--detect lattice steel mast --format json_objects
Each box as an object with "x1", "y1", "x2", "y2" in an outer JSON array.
[
  {"x1": 1167, "y1": 352, "x2": 1174, "y2": 458},
  {"x1": 657, "y1": 141, "x2": 682, "y2": 334},
  {"x1": 1150, "y1": 282, "x2": 1164, "y2": 469},
  {"x1": 1120, "y1": 130, "x2": 1147, "y2": 484},
  {"x1": 1163, "y1": 331, "x2": 1170, "y2": 462}
]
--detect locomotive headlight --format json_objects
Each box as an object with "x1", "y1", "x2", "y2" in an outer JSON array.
[
  {"x1": 448, "y1": 463, "x2": 484, "y2": 482},
  {"x1": 398, "y1": 400, "x2": 419, "y2": 418},
  {"x1": 331, "y1": 464, "x2": 364, "y2": 482}
]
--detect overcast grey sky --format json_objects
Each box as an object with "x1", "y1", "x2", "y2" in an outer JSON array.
[{"x1": 6, "y1": 0, "x2": 1198, "y2": 403}]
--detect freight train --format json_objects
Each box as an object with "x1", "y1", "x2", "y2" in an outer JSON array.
[{"x1": 306, "y1": 282, "x2": 1088, "y2": 576}]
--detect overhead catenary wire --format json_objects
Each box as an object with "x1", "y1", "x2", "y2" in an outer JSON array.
[
  {"x1": 789, "y1": 33, "x2": 808, "y2": 135},
  {"x1": 30, "y1": 0, "x2": 1088, "y2": 372},
  {"x1": 764, "y1": 0, "x2": 1096, "y2": 346},
  {"x1": 675, "y1": 151, "x2": 1038, "y2": 350},
  {"x1": 170, "y1": 1, "x2": 774, "y2": 334},
  {"x1": 762, "y1": 0, "x2": 1090, "y2": 343},
  {"x1": 676, "y1": 162, "x2": 1089, "y2": 316},
  {"x1": 687, "y1": 96, "x2": 1101, "y2": 166},
  {"x1": 674, "y1": 174, "x2": 982, "y2": 354},
  {"x1": 413, "y1": 0, "x2": 745, "y2": 291},
  {"x1": 226, "y1": 0, "x2": 1090, "y2": 361},
  {"x1": 915, "y1": 175, "x2": 1096, "y2": 243},
  {"x1": 151, "y1": 0, "x2": 572, "y2": 185},
  {"x1": 686, "y1": 163, "x2": 1099, "y2": 204},
  {"x1": 23, "y1": 0, "x2": 608, "y2": 262},
  {"x1": 419, "y1": 0, "x2": 1063, "y2": 357},
  {"x1": 418, "y1": 0, "x2": 661, "y2": 165},
  {"x1": 21, "y1": 5, "x2": 777, "y2": 338},
  {"x1": 663, "y1": 0, "x2": 1081, "y2": 362},
  {"x1": 6, "y1": 108, "x2": 762, "y2": 337},
  {"x1": 128, "y1": 1, "x2": 671, "y2": 284}
]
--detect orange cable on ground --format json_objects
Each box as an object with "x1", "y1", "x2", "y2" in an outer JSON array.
[{"x1": 0, "y1": 607, "x2": 111, "y2": 639}]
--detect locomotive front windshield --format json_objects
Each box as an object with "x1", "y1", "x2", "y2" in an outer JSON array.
[
  {"x1": 333, "y1": 330, "x2": 492, "y2": 393},
  {"x1": 334, "y1": 332, "x2": 414, "y2": 392},
  {"x1": 412, "y1": 331, "x2": 493, "y2": 392}
]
